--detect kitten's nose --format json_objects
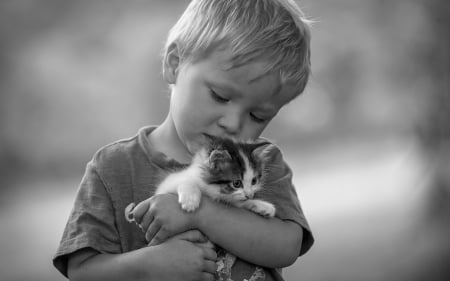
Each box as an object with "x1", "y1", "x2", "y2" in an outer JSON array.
[{"x1": 244, "y1": 190, "x2": 254, "y2": 199}]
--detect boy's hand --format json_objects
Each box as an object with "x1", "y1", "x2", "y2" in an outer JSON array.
[
  {"x1": 129, "y1": 193, "x2": 197, "y2": 244},
  {"x1": 146, "y1": 230, "x2": 217, "y2": 281},
  {"x1": 67, "y1": 230, "x2": 217, "y2": 281}
]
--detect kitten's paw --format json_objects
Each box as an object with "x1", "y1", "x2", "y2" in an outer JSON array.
[
  {"x1": 178, "y1": 191, "x2": 201, "y2": 212},
  {"x1": 248, "y1": 200, "x2": 276, "y2": 218}
]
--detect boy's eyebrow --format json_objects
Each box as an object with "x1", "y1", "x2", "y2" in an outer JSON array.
[
  {"x1": 207, "y1": 77, "x2": 282, "y2": 99},
  {"x1": 206, "y1": 80, "x2": 242, "y2": 96}
]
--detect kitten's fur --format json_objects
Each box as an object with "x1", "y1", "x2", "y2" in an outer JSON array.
[
  {"x1": 158, "y1": 136, "x2": 275, "y2": 217},
  {"x1": 125, "y1": 136, "x2": 276, "y2": 222},
  {"x1": 125, "y1": 136, "x2": 275, "y2": 280}
]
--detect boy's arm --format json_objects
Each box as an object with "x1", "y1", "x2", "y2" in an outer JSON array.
[
  {"x1": 137, "y1": 194, "x2": 302, "y2": 269},
  {"x1": 67, "y1": 230, "x2": 217, "y2": 281},
  {"x1": 196, "y1": 196, "x2": 303, "y2": 268},
  {"x1": 137, "y1": 145, "x2": 310, "y2": 268}
]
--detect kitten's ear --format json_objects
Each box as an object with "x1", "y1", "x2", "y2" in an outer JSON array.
[
  {"x1": 252, "y1": 142, "x2": 276, "y2": 163},
  {"x1": 209, "y1": 149, "x2": 231, "y2": 170},
  {"x1": 245, "y1": 141, "x2": 271, "y2": 152}
]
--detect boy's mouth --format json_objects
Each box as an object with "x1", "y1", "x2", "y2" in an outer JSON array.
[
  {"x1": 203, "y1": 133, "x2": 236, "y2": 141},
  {"x1": 202, "y1": 133, "x2": 216, "y2": 141},
  {"x1": 194, "y1": 133, "x2": 215, "y2": 148}
]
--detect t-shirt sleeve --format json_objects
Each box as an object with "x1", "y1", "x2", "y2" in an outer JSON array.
[
  {"x1": 52, "y1": 159, "x2": 121, "y2": 277},
  {"x1": 255, "y1": 143, "x2": 314, "y2": 256}
]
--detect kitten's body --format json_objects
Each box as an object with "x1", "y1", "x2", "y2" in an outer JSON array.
[
  {"x1": 125, "y1": 136, "x2": 276, "y2": 220},
  {"x1": 154, "y1": 137, "x2": 276, "y2": 217},
  {"x1": 125, "y1": 136, "x2": 275, "y2": 281}
]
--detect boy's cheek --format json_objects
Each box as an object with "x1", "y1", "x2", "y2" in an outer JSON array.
[{"x1": 240, "y1": 126, "x2": 266, "y2": 141}]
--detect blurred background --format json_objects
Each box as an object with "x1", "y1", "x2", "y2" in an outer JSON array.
[{"x1": 0, "y1": 0, "x2": 449, "y2": 280}]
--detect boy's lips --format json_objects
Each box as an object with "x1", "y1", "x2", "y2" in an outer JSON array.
[
  {"x1": 203, "y1": 133, "x2": 233, "y2": 139},
  {"x1": 202, "y1": 133, "x2": 220, "y2": 139},
  {"x1": 195, "y1": 133, "x2": 211, "y2": 145},
  {"x1": 201, "y1": 133, "x2": 215, "y2": 144},
  {"x1": 201, "y1": 133, "x2": 231, "y2": 143}
]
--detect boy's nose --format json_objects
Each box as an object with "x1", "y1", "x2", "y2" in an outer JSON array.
[{"x1": 218, "y1": 111, "x2": 243, "y2": 136}]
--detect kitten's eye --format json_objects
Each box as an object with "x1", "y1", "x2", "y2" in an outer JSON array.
[
  {"x1": 231, "y1": 180, "x2": 242, "y2": 188},
  {"x1": 251, "y1": 177, "x2": 258, "y2": 185}
]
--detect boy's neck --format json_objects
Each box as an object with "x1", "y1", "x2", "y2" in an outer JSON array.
[{"x1": 149, "y1": 118, "x2": 192, "y2": 164}]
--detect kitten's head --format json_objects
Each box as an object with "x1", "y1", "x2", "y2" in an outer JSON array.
[{"x1": 200, "y1": 136, "x2": 270, "y2": 203}]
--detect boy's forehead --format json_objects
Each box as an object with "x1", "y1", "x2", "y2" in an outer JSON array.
[
  {"x1": 260, "y1": 81, "x2": 298, "y2": 111},
  {"x1": 214, "y1": 51, "x2": 271, "y2": 82},
  {"x1": 202, "y1": 48, "x2": 298, "y2": 107},
  {"x1": 224, "y1": 64, "x2": 297, "y2": 106}
]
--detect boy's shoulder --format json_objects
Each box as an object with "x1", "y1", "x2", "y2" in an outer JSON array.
[
  {"x1": 90, "y1": 126, "x2": 155, "y2": 174},
  {"x1": 93, "y1": 134, "x2": 139, "y2": 166}
]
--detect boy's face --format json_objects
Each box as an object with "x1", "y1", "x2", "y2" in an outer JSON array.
[{"x1": 164, "y1": 48, "x2": 297, "y2": 157}]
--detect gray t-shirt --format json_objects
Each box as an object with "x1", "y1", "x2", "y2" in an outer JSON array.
[{"x1": 53, "y1": 126, "x2": 314, "y2": 280}]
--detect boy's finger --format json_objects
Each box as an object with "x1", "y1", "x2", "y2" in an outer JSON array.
[
  {"x1": 202, "y1": 260, "x2": 218, "y2": 275},
  {"x1": 147, "y1": 227, "x2": 168, "y2": 247},
  {"x1": 201, "y1": 246, "x2": 218, "y2": 262},
  {"x1": 178, "y1": 230, "x2": 208, "y2": 243},
  {"x1": 130, "y1": 200, "x2": 150, "y2": 224},
  {"x1": 197, "y1": 239, "x2": 215, "y2": 250},
  {"x1": 145, "y1": 220, "x2": 161, "y2": 243},
  {"x1": 139, "y1": 211, "x2": 154, "y2": 232}
]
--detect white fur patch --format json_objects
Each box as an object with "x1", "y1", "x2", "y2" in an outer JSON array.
[
  {"x1": 155, "y1": 149, "x2": 210, "y2": 212},
  {"x1": 155, "y1": 149, "x2": 206, "y2": 195},
  {"x1": 239, "y1": 150, "x2": 259, "y2": 199}
]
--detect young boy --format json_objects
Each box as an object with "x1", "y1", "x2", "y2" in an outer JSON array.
[{"x1": 53, "y1": 0, "x2": 314, "y2": 280}]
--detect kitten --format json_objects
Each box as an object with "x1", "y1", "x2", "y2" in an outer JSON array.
[
  {"x1": 125, "y1": 136, "x2": 276, "y2": 222},
  {"x1": 125, "y1": 136, "x2": 275, "y2": 281}
]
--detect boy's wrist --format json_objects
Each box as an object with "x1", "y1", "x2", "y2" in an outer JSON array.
[{"x1": 193, "y1": 196, "x2": 214, "y2": 230}]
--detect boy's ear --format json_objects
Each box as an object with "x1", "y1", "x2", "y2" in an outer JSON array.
[{"x1": 163, "y1": 43, "x2": 180, "y2": 84}]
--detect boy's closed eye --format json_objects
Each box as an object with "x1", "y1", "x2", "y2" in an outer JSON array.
[
  {"x1": 210, "y1": 89, "x2": 271, "y2": 124},
  {"x1": 249, "y1": 113, "x2": 268, "y2": 124},
  {"x1": 210, "y1": 89, "x2": 230, "y2": 103}
]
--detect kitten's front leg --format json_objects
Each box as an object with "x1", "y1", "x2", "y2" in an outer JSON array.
[
  {"x1": 239, "y1": 199, "x2": 276, "y2": 218},
  {"x1": 178, "y1": 181, "x2": 202, "y2": 212}
]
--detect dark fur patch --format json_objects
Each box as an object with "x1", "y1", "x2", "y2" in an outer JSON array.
[{"x1": 202, "y1": 136, "x2": 268, "y2": 192}]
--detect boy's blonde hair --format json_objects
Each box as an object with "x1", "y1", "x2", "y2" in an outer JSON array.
[{"x1": 164, "y1": 0, "x2": 312, "y2": 96}]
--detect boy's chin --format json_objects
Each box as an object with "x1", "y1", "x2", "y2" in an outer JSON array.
[
  {"x1": 197, "y1": 134, "x2": 214, "y2": 145},
  {"x1": 185, "y1": 139, "x2": 206, "y2": 155},
  {"x1": 186, "y1": 133, "x2": 220, "y2": 153}
]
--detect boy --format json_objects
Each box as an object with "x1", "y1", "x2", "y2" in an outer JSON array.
[{"x1": 53, "y1": 0, "x2": 314, "y2": 280}]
